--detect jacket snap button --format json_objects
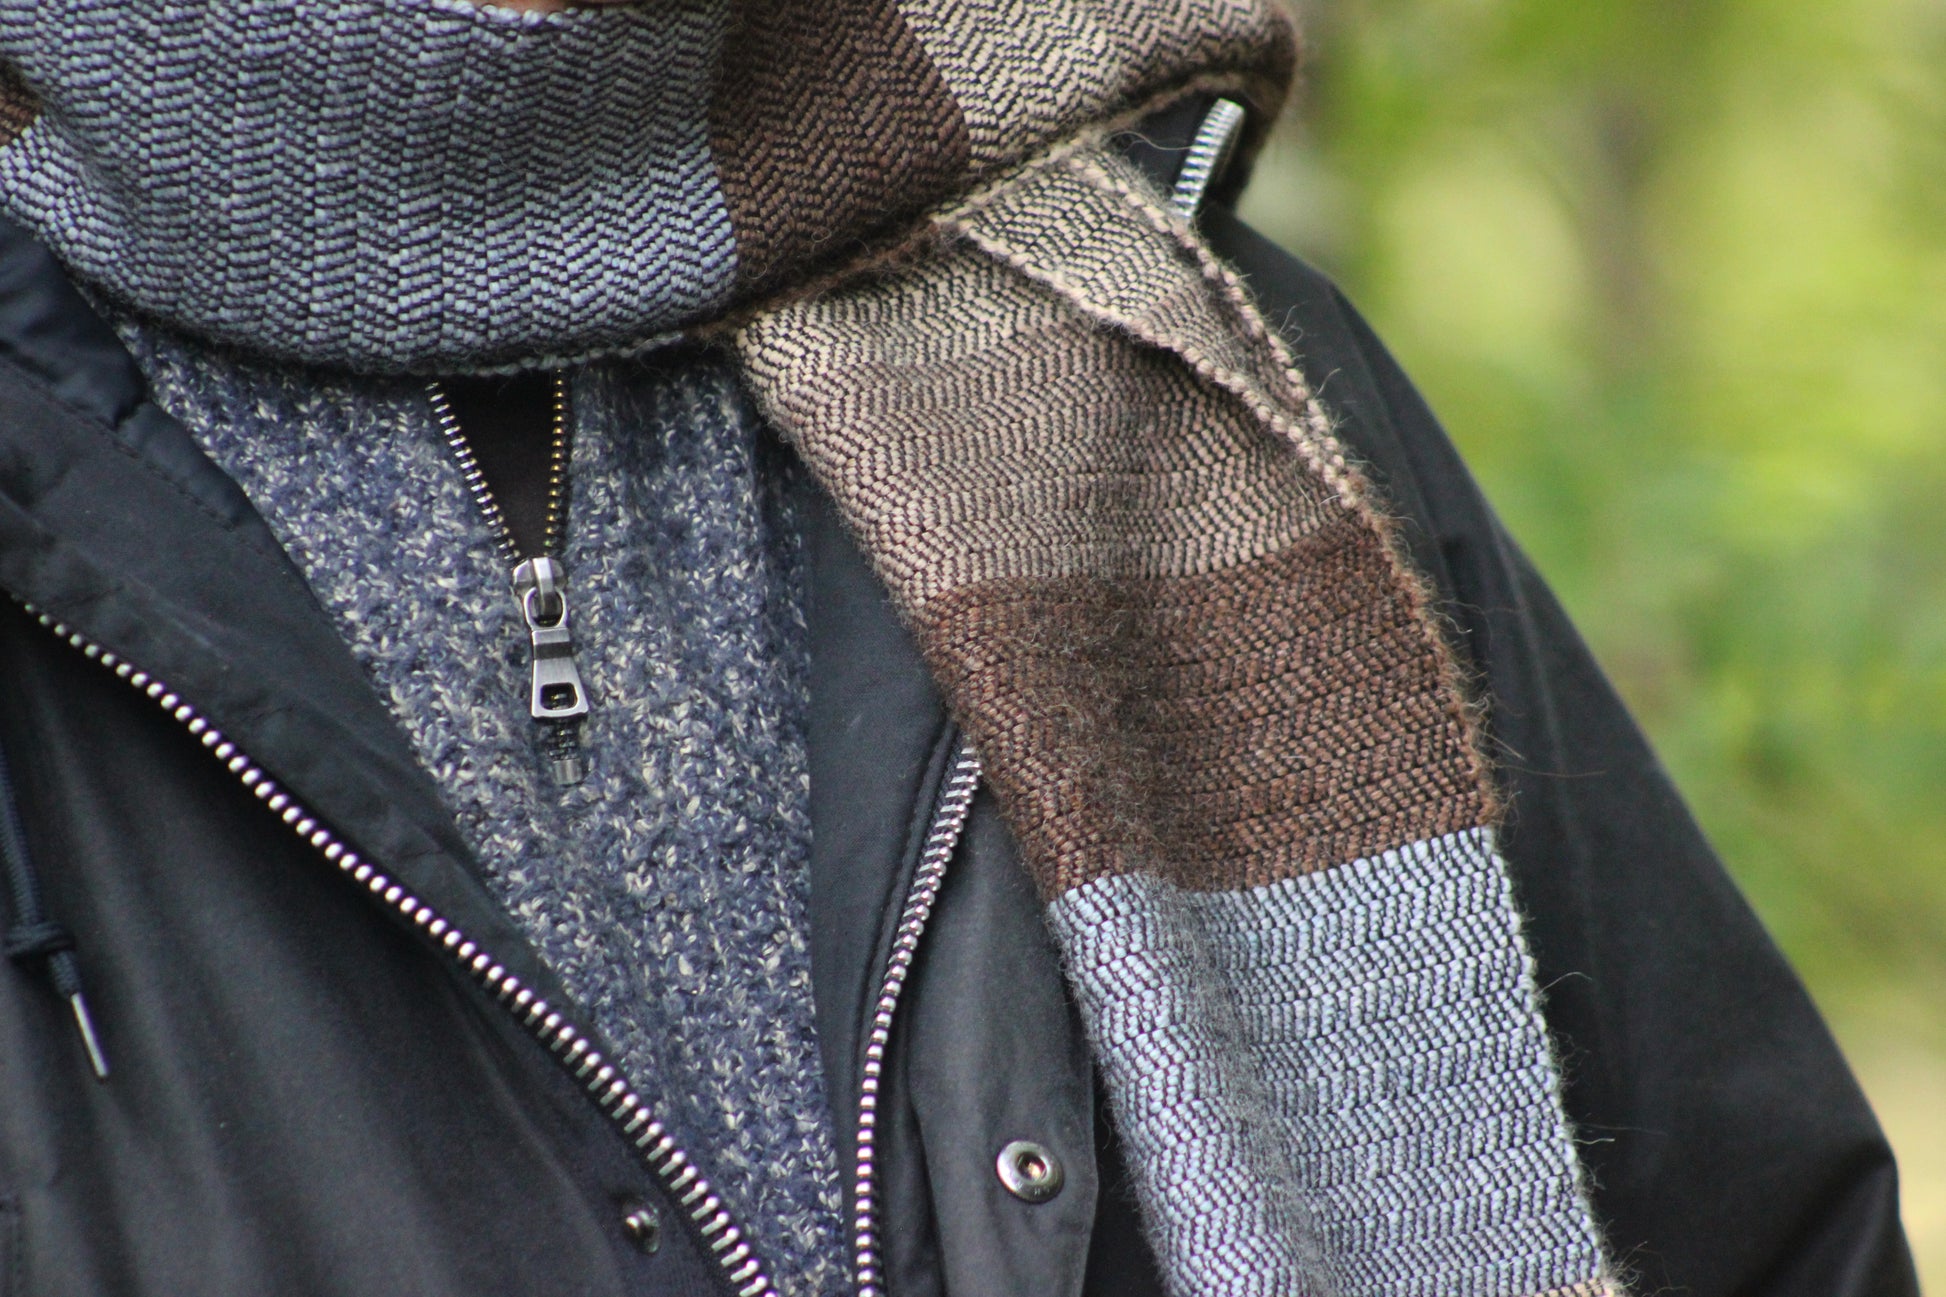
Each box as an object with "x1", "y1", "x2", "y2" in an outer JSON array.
[
  {"x1": 996, "y1": 1139, "x2": 1064, "y2": 1203},
  {"x1": 620, "y1": 1201, "x2": 661, "y2": 1254}
]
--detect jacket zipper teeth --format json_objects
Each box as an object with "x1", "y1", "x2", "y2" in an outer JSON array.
[
  {"x1": 17, "y1": 599, "x2": 778, "y2": 1297},
  {"x1": 1169, "y1": 96, "x2": 1247, "y2": 219},
  {"x1": 852, "y1": 743, "x2": 982, "y2": 1297}
]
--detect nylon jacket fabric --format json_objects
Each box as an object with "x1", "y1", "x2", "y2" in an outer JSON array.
[{"x1": 0, "y1": 179, "x2": 1919, "y2": 1295}]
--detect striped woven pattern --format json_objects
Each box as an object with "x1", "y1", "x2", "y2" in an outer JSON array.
[
  {"x1": 735, "y1": 141, "x2": 1622, "y2": 1296},
  {"x1": 0, "y1": 0, "x2": 740, "y2": 371},
  {"x1": 0, "y1": 0, "x2": 1289, "y2": 372},
  {"x1": 2, "y1": 1, "x2": 1624, "y2": 1291}
]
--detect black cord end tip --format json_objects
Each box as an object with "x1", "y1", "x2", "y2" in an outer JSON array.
[{"x1": 67, "y1": 992, "x2": 109, "y2": 1082}]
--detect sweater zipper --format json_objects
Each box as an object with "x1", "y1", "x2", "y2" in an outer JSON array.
[
  {"x1": 852, "y1": 741, "x2": 982, "y2": 1297},
  {"x1": 16, "y1": 599, "x2": 779, "y2": 1297},
  {"x1": 427, "y1": 375, "x2": 591, "y2": 786}
]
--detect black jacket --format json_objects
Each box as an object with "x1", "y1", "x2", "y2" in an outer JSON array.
[{"x1": 0, "y1": 139, "x2": 1918, "y2": 1295}]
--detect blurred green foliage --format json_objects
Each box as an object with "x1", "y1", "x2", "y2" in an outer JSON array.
[{"x1": 1241, "y1": 0, "x2": 1946, "y2": 1020}]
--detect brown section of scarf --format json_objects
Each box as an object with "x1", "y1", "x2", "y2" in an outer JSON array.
[
  {"x1": 709, "y1": 0, "x2": 971, "y2": 295},
  {"x1": 899, "y1": 0, "x2": 1297, "y2": 166},
  {"x1": 0, "y1": 62, "x2": 35, "y2": 148},
  {"x1": 913, "y1": 517, "x2": 1485, "y2": 896}
]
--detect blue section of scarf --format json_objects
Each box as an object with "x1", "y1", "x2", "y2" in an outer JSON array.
[{"x1": 0, "y1": 0, "x2": 738, "y2": 372}]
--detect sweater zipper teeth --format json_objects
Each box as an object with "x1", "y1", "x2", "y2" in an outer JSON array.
[
  {"x1": 427, "y1": 381, "x2": 520, "y2": 568},
  {"x1": 542, "y1": 377, "x2": 571, "y2": 556},
  {"x1": 17, "y1": 599, "x2": 778, "y2": 1297},
  {"x1": 425, "y1": 376, "x2": 572, "y2": 566},
  {"x1": 852, "y1": 742, "x2": 982, "y2": 1297}
]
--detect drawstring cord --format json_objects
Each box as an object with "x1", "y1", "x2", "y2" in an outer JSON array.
[{"x1": 0, "y1": 736, "x2": 109, "y2": 1080}]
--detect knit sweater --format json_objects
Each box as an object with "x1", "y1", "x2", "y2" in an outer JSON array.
[{"x1": 121, "y1": 324, "x2": 846, "y2": 1297}]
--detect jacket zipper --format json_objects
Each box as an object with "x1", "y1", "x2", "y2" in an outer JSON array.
[
  {"x1": 1168, "y1": 96, "x2": 1247, "y2": 219},
  {"x1": 17, "y1": 598, "x2": 780, "y2": 1297},
  {"x1": 427, "y1": 376, "x2": 591, "y2": 786},
  {"x1": 852, "y1": 741, "x2": 983, "y2": 1297}
]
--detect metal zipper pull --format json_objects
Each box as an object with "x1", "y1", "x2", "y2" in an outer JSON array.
[
  {"x1": 430, "y1": 374, "x2": 591, "y2": 787},
  {"x1": 513, "y1": 555, "x2": 589, "y2": 785}
]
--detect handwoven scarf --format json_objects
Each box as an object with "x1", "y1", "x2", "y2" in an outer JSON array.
[{"x1": 0, "y1": 2, "x2": 1622, "y2": 1293}]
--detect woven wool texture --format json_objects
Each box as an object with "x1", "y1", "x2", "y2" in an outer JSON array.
[
  {"x1": 735, "y1": 144, "x2": 1622, "y2": 1296},
  {"x1": 0, "y1": 60, "x2": 27, "y2": 145},
  {"x1": 0, "y1": 0, "x2": 739, "y2": 371},
  {"x1": 0, "y1": 0, "x2": 1290, "y2": 372}
]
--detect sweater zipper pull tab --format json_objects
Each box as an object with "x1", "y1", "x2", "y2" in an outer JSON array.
[{"x1": 513, "y1": 556, "x2": 589, "y2": 786}]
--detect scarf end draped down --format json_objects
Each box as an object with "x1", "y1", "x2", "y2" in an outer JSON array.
[{"x1": 736, "y1": 114, "x2": 1628, "y2": 1297}]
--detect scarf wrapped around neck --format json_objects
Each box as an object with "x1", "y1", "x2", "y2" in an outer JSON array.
[{"x1": 0, "y1": 3, "x2": 1622, "y2": 1293}]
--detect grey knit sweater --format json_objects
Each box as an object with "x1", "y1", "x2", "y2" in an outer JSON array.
[{"x1": 123, "y1": 323, "x2": 846, "y2": 1297}]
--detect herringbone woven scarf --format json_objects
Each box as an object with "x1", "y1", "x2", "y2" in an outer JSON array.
[
  {"x1": 0, "y1": 2, "x2": 1622, "y2": 1292},
  {"x1": 730, "y1": 7, "x2": 1621, "y2": 1295}
]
